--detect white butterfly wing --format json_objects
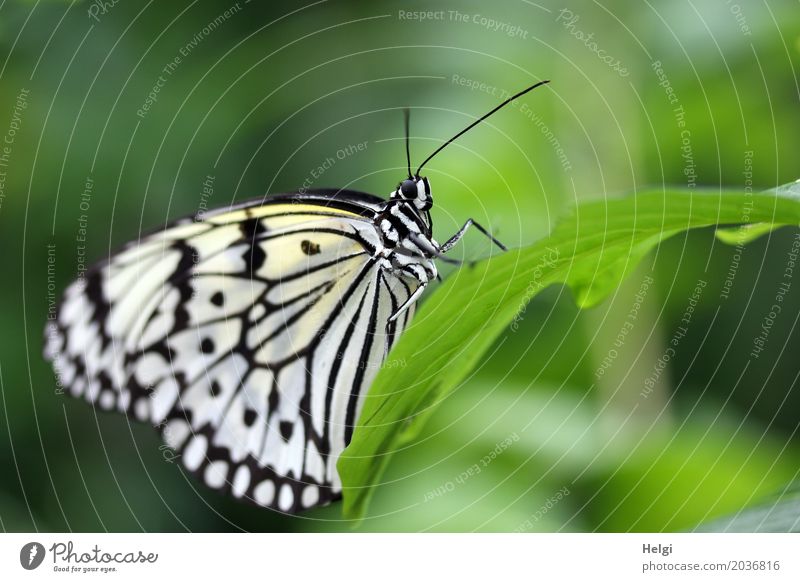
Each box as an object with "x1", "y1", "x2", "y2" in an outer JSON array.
[{"x1": 44, "y1": 193, "x2": 416, "y2": 512}]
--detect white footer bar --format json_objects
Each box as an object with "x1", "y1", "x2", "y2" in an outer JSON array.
[{"x1": 1, "y1": 533, "x2": 795, "y2": 580}]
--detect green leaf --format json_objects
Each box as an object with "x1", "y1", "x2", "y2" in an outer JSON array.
[
  {"x1": 338, "y1": 181, "x2": 800, "y2": 520},
  {"x1": 715, "y1": 222, "x2": 784, "y2": 245},
  {"x1": 698, "y1": 485, "x2": 800, "y2": 532}
]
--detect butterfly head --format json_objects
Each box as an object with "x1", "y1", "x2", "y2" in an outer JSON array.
[{"x1": 393, "y1": 176, "x2": 432, "y2": 211}]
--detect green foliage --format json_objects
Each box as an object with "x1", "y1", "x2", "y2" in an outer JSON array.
[
  {"x1": 715, "y1": 223, "x2": 785, "y2": 246},
  {"x1": 340, "y1": 182, "x2": 800, "y2": 520}
]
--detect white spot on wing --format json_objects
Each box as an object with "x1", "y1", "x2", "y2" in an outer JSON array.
[
  {"x1": 134, "y1": 398, "x2": 149, "y2": 421},
  {"x1": 70, "y1": 378, "x2": 86, "y2": 398},
  {"x1": 301, "y1": 485, "x2": 319, "y2": 508},
  {"x1": 183, "y1": 435, "x2": 208, "y2": 471},
  {"x1": 254, "y1": 479, "x2": 275, "y2": 505},
  {"x1": 118, "y1": 390, "x2": 131, "y2": 411},
  {"x1": 278, "y1": 483, "x2": 294, "y2": 511},
  {"x1": 163, "y1": 419, "x2": 190, "y2": 449},
  {"x1": 151, "y1": 378, "x2": 180, "y2": 424},
  {"x1": 99, "y1": 391, "x2": 115, "y2": 410},
  {"x1": 232, "y1": 465, "x2": 250, "y2": 497},
  {"x1": 204, "y1": 460, "x2": 229, "y2": 489}
]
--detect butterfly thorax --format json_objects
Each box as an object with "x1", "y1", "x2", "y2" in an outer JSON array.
[
  {"x1": 380, "y1": 176, "x2": 432, "y2": 235},
  {"x1": 372, "y1": 176, "x2": 438, "y2": 283}
]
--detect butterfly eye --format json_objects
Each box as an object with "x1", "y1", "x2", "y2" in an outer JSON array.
[{"x1": 400, "y1": 179, "x2": 417, "y2": 198}]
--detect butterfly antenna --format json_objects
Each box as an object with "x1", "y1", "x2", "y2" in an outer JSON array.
[
  {"x1": 415, "y1": 79, "x2": 550, "y2": 176},
  {"x1": 404, "y1": 107, "x2": 412, "y2": 179}
]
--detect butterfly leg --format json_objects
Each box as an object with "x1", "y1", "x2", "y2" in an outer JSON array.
[
  {"x1": 408, "y1": 232, "x2": 463, "y2": 265},
  {"x1": 386, "y1": 260, "x2": 435, "y2": 322},
  {"x1": 440, "y1": 219, "x2": 507, "y2": 253},
  {"x1": 389, "y1": 281, "x2": 427, "y2": 322}
]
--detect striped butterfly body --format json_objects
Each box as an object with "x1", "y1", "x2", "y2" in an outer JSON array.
[{"x1": 44, "y1": 81, "x2": 548, "y2": 513}]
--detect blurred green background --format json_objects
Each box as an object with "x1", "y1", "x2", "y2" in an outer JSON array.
[{"x1": 1, "y1": 0, "x2": 799, "y2": 532}]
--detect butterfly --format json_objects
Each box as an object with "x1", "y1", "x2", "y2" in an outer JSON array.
[{"x1": 43, "y1": 80, "x2": 549, "y2": 513}]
